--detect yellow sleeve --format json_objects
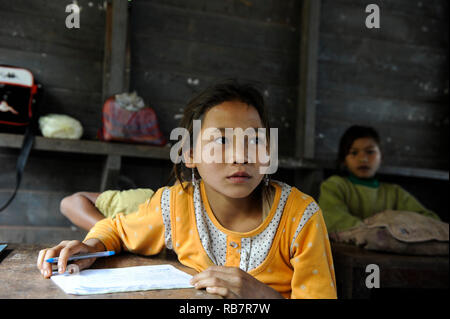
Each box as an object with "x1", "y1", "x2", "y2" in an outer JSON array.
[
  {"x1": 84, "y1": 187, "x2": 166, "y2": 255},
  {"x1": 95, "y1": 188, "x2": 155, "y2": 218},
  {"x1": 290, "y1": 209, "x2": 337, "y2": 299}
]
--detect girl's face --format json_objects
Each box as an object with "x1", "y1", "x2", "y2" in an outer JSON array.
[
  {"x1": 344, "y1": 137, "x2": 381, "y2": 178},
  {"x1": 186, "y1": 100, "x2": 267, "y2": 199}
]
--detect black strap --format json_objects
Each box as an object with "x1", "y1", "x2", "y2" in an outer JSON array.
[{"x1": 0, "y1": 125, "x2": 35, "y2": 212}]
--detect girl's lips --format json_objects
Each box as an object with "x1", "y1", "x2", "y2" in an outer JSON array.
[{"x1": 227, "y1": 176, "x2": 251, "y2": 183}]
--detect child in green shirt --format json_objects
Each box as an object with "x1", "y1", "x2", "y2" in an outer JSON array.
[{"x1": 318, "y1": 125, "x2": 440, "y2": 235}]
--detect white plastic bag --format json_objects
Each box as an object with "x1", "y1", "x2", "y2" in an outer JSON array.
[{"x1": 39, "y1": 114, "x2": 83, "y2": 139}]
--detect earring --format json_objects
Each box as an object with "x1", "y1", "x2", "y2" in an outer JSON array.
[
  {"x1": 191, "y1": 168, "x2": 196, "y2": 186},
  {"x1": 264, "y1": 174, "x2": 270, "y2": 186}
]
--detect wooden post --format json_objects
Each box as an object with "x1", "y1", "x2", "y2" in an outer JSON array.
[
  {"x1": 296, "y1": 0, "x2": 321, "y2": 160},
  {"x1": 102, "y1": 0, "x2": 130, "y2": 101},
  {"x1": 100, "y1": 155, "x2": 122, "y2": 191},
  {"x1": 294, "y1": 0, "x2": 321, "y2": 192}
]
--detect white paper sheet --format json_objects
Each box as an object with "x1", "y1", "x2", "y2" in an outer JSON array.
[{"x1": 50, "y1": 264, "x2": 194, "y2": 295}]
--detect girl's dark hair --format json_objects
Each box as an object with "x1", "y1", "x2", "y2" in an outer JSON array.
[
  {"x1": 337, "y1": 125, "x2": 381, "y2": 170},
  {"x1": 168, "y1": 79, "x2": 274, "y2": 214}
]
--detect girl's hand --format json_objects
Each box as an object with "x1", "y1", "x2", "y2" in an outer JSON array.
[
  {"x1": 36, "y1": 239, "x2": 105, "y2": 279},
  {"x1": 190, "y1": 266, "x2": 284, "y2": 299}
]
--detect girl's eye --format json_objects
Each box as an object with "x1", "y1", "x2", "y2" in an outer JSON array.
[
  {"x1": 249, "y1": 137, "x2": 259, "y2": 145},
  {"x1": 349, "y1": 151, "x2": 358, "y2": 156},
  {"x1": 214, "y1": 136, "x2": 228, "y2": 144}
]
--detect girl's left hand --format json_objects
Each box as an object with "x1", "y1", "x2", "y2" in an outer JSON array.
[{"x1": 190, "y1": 266, "x2": 284, "y2": 299}]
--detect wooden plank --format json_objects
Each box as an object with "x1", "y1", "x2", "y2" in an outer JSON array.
[
  {"x1": 316, "y1": 91, "x2": 449, "y2": 130},
  {"x1": 0, "y1": 9, "x2": 104, "y2": 55},
  {"x1": 0, "y1": 226, "x2": 86, "y2": 245},
  {"x1": 131, "y1": 1, "x2": 300, "y2": 53},
  {"x1": 318, "y1": 33, "x2": 448, "y2": 76},
  {"x1": 328, "y1": 0, "x2": 449, "y2": 21},
  {"x1": 0, "y1": 133, "x2": 172, "y2": 160},
  {"x1": 0, "y1": 31, "x2": 103, "y2": 63},
  {"x1": 134, "y1": 0, "x2": 302, "y2": 27},
  {"x1": 320, "y1": 0, "x2": 449, "y2": 48},
  {"x1": 131, "y1": 34, "x2": 299, "y2": 87},
  {"x1": 317, "y1": 59, "x2": 447, "y2": 103},
  {"x1": 103, "y1": 0, "x2": 130, "y2": 100},
  {"x1": 0, "y1": 0, "x2": 107, "y2": 27},
  {"x1": 0, "y1": 150, "x2": 102, "y2": 191},
  {"x1": 378, "y1": 166, "x2": 449, "y2": 181},
  {"x1": 0, "y1": 190, "x2": 74, "y2": 227},
  {"x1": 295, "y1": 0, "x2": 321, "y2": 159},
  {"x1": 0, "y1": 47, "x2": 103, "y2": 93}
]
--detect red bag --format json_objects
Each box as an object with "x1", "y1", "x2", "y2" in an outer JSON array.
[
  {"x1": 0, "y1": 65, "x2": 39, "y2": 133},
  {"x1": 98, "y1": 94, "x2": 166, "y2": 146}
]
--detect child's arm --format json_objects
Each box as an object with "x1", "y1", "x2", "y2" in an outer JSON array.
[
  {"x1": 394, "y1": 185, "x2": 441, "y2": 220},
  {"x1": 38, "y1": 187, "x2": 167, "y2": 279},
  {"x1": 60, "y1": 192, "x2": 104, "y2": 231},
  {"x1": 289, "y1": 209, "x2": 337, "y2": 299},
  {"x1": 318, "y1": 180, "x2": 363, "y2": 233},
  {"x1": 83, "y1": 187, "x2": 167, "y2": 255}
]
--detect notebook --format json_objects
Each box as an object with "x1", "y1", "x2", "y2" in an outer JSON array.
[{"x1": 50, "y1": 264, "x2": 194, "y2": 295}]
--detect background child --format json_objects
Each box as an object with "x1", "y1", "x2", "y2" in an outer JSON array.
[
  {"x1": 60, "y1": 189, "x2": 154, "y2": 231},
  {"x1": 37, "y1": 81, "x2": 337, "y2": 299},
  {"x1": 319, "y1": 125, "x2": 440, "y2": 236}
]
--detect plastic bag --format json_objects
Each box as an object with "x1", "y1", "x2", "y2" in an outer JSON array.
[
  {"x1": 98, "y1": 92, "x2": 166, "y2": 145},
  {"x1": 39, "y1": 114, "x2": 83, "y2": 139}
]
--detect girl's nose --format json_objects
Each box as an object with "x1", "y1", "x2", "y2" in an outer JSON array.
[{"x1": 232, "y1": 137, "x2": 248, "y2": 164}]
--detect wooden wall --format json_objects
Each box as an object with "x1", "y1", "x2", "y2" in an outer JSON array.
[
  {"x1": 0, "y1": 0, "x2": 106, "y2": 139},
  {"x1": 129, "y1": 0, "x2": 301, "y2": 157},
  {"x1": 315, "y1": 0, "x2": 449, "y2": 170},
  {"x1": 0, "y1": 0, "x2": 107, "y2": 243}
]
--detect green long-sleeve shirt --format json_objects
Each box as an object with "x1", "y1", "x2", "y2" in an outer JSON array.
[{"x1": 318, "y1": 174, "x2": 440, "y2": 233}]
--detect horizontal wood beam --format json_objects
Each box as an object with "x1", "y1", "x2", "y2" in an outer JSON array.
[
  {"x1": 1, "y1": 133, "x2": 447, "y2": 180},
  {"x1": 0, "y1": 133, "x2": 171, "y2": 160}
]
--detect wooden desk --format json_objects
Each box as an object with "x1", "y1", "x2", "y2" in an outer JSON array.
[
  {"x1": 331, "y1": 243, "x2": 449, "y2": 299},
  {"x1": 0, "y1": 244, "x2": 218, "y2": 299}
]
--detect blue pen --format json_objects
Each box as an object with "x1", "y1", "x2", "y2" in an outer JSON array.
[{"x1": 45, "y1": 251, "x2": 115, "y2": 263}]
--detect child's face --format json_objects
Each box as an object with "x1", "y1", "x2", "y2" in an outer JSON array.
[
  {"x1": 344, "y1": 137, "x2": 381, "y2": 178},
  {"x1": 187, "y1": 100, "x2": 268, "y2": 199}
]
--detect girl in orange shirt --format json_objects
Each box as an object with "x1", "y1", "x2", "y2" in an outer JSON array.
[{"x1": 37, "y1": 81, "x2": 337, "y2": 299}]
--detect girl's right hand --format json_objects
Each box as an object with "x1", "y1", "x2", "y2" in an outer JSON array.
[{"x1": 37, "y1": 239, "x2": 105, "y2": 279}]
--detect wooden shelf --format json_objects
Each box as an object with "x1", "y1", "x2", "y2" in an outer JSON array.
[
  {"x1": 0, "y1": 132, "x2": 171, "y2": 160},
  {"x1": 1, "y1": 133, "x2": 448, "y2": 181}
]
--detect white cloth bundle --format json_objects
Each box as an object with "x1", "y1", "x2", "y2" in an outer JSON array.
[{"x1": 39, "y1": 114, "x2": 83, "y2": 139}]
